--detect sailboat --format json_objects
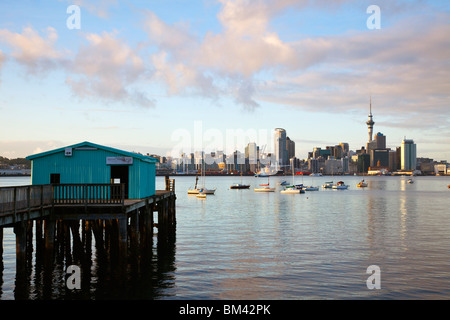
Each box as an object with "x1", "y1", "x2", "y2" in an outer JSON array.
[
  {"x1": 196, "y1": 188, "x2": 207, "y2": 199},
  {"x1": 304, "y1": 172, "x2": 319, "y2": 191},
  {"x1": 281, "y1": 161, "x2": 303, "y2": 194},
  {"x1": 230, "y1": 173, "x2": 250, "y2": 189},
  {"x1": 188, "y1": 163, "x2": 216, "y2": 194},
  {"x1": 254, "y1": 176, "x2": 275, "y2": 192},
  {"x1": 187, "y1": 174, "x2": 201, "y2": 194},
  {"x1": 199, "y1": 164, "x2": 216, "y2": 194}
]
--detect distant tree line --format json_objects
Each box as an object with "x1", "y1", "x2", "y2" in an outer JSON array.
[{"x1": 0, "y1": 156, "x2": 31, "y2": 169}]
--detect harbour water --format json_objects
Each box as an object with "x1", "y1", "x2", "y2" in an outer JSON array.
[{"x1": 1, "y1": 175, "x2": 450, "y2": 300}]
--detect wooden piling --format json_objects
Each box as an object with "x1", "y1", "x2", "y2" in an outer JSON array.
[
  {"x1": 44, "y1": 218, "x2": 56, "y2": 263},
  {"x1": 117, "y1": 217, "x2": 128, "y2": 264},
  {"x1": 0, "y1": 227, "x2": 3, "y2": 259},
  {"x1": 14, "y1": 221, "x2": 28, "y2": 273}
]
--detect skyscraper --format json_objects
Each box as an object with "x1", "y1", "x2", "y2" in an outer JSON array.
[
  {"x1": 286, "y1": 137, "x2": 295, "y2": 160},
  {"x1": 401, "y1": 138, "x2": 417, "y2": 170},
  {"x1": 274, "y1": 128, "x2": 287, "y2": 167}
]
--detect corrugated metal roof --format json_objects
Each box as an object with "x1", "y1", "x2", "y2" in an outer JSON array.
[{"x1": 26, "y1": 141, "x2": 157, "y2": 163}]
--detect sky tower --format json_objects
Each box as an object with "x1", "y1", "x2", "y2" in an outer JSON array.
[{"x1": 366, "y1": 97, "x2": 375, "y2": 142}]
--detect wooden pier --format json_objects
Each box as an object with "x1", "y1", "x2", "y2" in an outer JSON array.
[{"x1": 0, "y1": 178, "x2": 176, "y2": 280}]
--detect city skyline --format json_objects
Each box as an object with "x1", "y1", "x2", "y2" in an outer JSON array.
[{"x1": 1, "y1": 1, "x2": 449, "y2": 161}]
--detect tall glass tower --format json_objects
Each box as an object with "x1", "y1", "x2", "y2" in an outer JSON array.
[
  {"x1": 274, "y1": 128, "x2": 287, "y2": 167},
  {"x1": 401, "y1": 138, "x2": 417, "y2": 170}
]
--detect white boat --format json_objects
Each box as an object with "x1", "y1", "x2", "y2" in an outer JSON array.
[
  {"x1": 254, "y1": 165, "x2": 281, "y2": 177},
  {"x1": 254, "y1": 186, "x2": 275, "y2": 192},
  {"x1": 281, "y1": 185, "x2": 304, "y2": 194},
  {"x1": 254, "y1": 176, "x2": 275, "y2": 192},
  {"x1": 188, "y1": 175, "x2": 201, "y2": 194},
  {"x1": 280, "y1": 160, "x2": 304, "y2": 194},
  {"x1": 310, "y1": 173, "x2": 322, "y2": 177},
  {"x1": 304, "y1": 186, "x2": 319, "y2": 191},
  {"x1": 188, "y1": 173, "x2": 216, "y2": 194},
  {"x1": 332, "y1": 181, "x2": 349, "y2": 190}
]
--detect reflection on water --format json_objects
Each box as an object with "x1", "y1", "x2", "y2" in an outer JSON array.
[
  {"x1": 1, "y1": 175, "x2": 450, "y2": 299},
  {"x1": 1, "y1": 222, "x2": 176, "y2": 300}
]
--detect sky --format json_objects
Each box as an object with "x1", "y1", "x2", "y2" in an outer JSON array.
[{"x1": 0, "y1": 0, "x2": 449, "y2": 161}]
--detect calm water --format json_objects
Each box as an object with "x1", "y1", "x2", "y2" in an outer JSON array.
[{"x1": 1, "y1": 174, "x2": 450, "y2": 300}]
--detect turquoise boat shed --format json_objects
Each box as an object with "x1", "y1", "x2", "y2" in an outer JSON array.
[{"x1": 26, "y1": 141, "x2": 158, "y2": 199}]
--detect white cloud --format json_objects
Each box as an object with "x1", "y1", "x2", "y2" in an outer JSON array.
[
  {"x1": 67, "y1": 31, "x2": 154, "y2": 107},
  {"x1": 0, "y1": 26, "x2": 66, "y2": 73}
]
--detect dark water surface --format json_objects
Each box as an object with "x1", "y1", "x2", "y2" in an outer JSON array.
[{"x1": 1, "y1": 175, "x2": 450, "y2": 300}]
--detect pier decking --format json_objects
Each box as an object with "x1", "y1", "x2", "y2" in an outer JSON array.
[{"x1": 0, "y1": 179, "x2": 176, "y2": 278}]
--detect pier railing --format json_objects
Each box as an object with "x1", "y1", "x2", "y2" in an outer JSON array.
[
  {"x1": 0, "y1": 185, "x2": 53, "y2": 215},
  {"x1": 52, "y1": 184, "x2": 125, "y2": 205},
  {"x1": 165, "y1": 177, "x2": 175, "y2": 191}
]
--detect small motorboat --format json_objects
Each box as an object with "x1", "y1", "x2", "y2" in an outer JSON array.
[
  {"x1": 230, "y1": 184, "x2": 250, "y2": 189},
  {"x1": 407, "y1": 179, "x2": 414, "y2": 184},
  {"x1": 322, "y1": 181, "x2": 333, "y2": 188},
  {"x1": 279, "y1": 180, "x2": 289, "y2": 186},
  {"x1": 304, "y1": 186, "x2": 319, "y2": 191},
  {"x1": 332, "y1": 181, "x2": 348, "y2": 190},
  {"x1": 357, "y1": 180, "x2": 368, "y2": 188}
]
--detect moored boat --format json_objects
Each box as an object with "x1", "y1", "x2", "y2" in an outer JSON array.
[
  {"x1": 281, "y1": 185, "x2": 305, "y2": 194},
  {"x1": 230, "y1": 174, "x2": 250, "y2": 189},
  {"x1": 230, "y1": 184, "x2": 250, "y2": 189},
  {"x1": 332, "y1": 181, "x2": 348, "y2": 190},
  {"x1": 322, "y1": 181, "x2": 333, "y2": 188},
  {"x1": 357, "y1": 180, "x2": 368, "y2": 188},
  {"x1": 255, "y1": 176, "x2": 275, "y2": 192},
  {"x1": 254, "y1": 186, "x2": 275, "y2": 192}
]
